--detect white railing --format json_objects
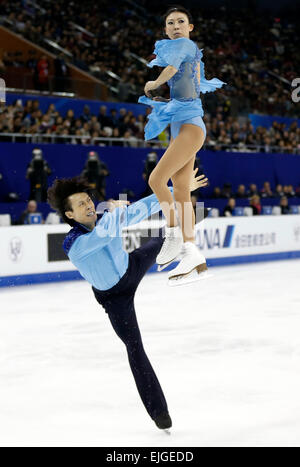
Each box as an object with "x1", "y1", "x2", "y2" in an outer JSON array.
[
  {"x1": 0, "y1": 133, "x2": 299, "y2": 153},
  {"x1": 0, "y1": 133, "x2": 165, "y2": 147}
]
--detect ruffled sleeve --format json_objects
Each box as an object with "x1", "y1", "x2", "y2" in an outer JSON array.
[
  {"x1": 198, "y1": 48, "x2": 226, "y2": 94},
  {"x1": 148, "y1": 38, "x2": 196, "y2": 70}
]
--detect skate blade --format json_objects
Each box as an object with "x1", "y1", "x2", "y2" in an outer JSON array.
[
  {"x1": 168, "y1": 266, "x2": 212, "y2": 287},
  {"x1": 168, "y1": 262, "x2": 207, "y2": 280}
]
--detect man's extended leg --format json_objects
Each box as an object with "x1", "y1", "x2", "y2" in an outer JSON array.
[{"x1": 106, "y1": 296, "x2": 169, "y2": 421}]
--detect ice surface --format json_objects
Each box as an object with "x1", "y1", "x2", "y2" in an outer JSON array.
[{"x1": 1, "y1": 260, "x2": 300, "y2": 447}]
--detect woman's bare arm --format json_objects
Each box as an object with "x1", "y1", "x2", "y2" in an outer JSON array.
[
  {"x1": 155, "y1": 65, "x2": 178, "y2": 87},
  {"x1": 144, "y1": 65, "x2": 178, "y2": 97}
]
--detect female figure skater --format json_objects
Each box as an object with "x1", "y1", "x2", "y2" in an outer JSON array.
[{"x1": 139, "y1": 6, "x2": 226, "y2": 286}]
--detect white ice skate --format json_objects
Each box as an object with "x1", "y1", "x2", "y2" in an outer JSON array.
[
  {"x1": 168, "y1": 242, "x2": 212, "y2": 286},
  {"x1": 156, "y1": 225, "x2": 183, "y2": 272}
]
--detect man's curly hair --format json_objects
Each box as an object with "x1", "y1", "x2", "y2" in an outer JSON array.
[{"x1": 47, "y1": 177, "x2": 91, "y2": 226}]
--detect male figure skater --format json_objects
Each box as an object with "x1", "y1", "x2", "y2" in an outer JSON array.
[{"x1": 47, "y1": 171, "x2": 207, "y2": 430}]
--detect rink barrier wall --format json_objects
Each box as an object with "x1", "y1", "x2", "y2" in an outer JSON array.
[
  {"x1": 1, "y1": 251, "x2": 300, "y2": 288},
  {"x1": 1, "y1": 215, "x2": 300, "y2": 287},
  {"x1": 1, "y1": 142, "x2": 300, "y2": 202}
]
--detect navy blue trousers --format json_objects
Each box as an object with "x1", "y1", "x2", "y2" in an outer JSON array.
[{"x1": 92, "y1": 232, "x2": 168, "y2": 420}]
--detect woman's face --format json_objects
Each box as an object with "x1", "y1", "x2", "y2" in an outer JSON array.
[{"x1": 165, "y1": 11, "x2": 193, "y2": 40}]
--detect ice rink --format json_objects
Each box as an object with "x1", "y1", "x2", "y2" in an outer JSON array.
[{"x1": 1, "y1": 259, "x2": 300, "y2": 447}]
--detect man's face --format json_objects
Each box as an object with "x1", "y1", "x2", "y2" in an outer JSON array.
[
  {"x1": 28, "y1": 201, "x2": 37, "y2": 213},
  {"x1": 65, "y1": 193, "x2": 97, "y2": 228}
]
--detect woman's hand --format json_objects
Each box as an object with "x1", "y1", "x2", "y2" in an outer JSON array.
[
  {"x1": 144, "y1": 81, "x2": 158, "y2": 98},
  {"x1": 190, "y1": 169, "x2": 208, "y2": 192}
]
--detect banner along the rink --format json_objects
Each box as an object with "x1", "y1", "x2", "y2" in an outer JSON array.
[
  {"x1": 0, "y1": 215, "x2": 300, "y2": 287},
  {"x1": 123, "y1": 215, "x2": 300, "y2": 265}
]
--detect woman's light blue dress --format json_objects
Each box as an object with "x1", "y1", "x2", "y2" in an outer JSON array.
[{"x1": 138, "y1": 38, "x2": 226, "y2": 141}]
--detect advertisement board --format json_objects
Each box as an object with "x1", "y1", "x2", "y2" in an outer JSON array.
[{"x1": 0, "y1": 216, "x2": 300, "y2": 287}]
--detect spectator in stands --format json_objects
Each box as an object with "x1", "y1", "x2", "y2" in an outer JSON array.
[
  {"x1": 109, "y1": 109, "x2": 119, "y2": 129},
  {"x1": 280, "y1": 196, "x2": 290, "y2": 215},
  {"x1": 98, "y1": 105, "x2": 111, "y2": 128},
  {"x1": 223, "y1": 198, "x2": 236, "y2": 217},
  {"x1": 118, "y1": 108, "x2": 127, "y2": 124},
  {"x1": 118, "y1": 75, "x2": 133, "y2": 102},
  {"x1": 17, "y1": 200, "x2": 43, "y2": 225},
  {"x1": 35, "y1": 55, "x2": 49, "y2": 91},
  {"x1": 65, "y1": 109, "x2": 75, "y2": 128},
  {"x1": 247, "y1": 183, "x2": 259, "y2": 197},
  {"x1": 80, "y1": 105, "x2": 91, "y2": 123},
  {"x1": 250, "y1": 195, "x2": 262, "y2": 215},
  {"x1": 262, "y1": 136, "x2": 273, "y2": 153},
  {"x1": 283, "y1": 185, "x2": 296, "y2": 198},
  {"x1": 275, "y1": 184, "x2": 284, "y2": 197},
  {"x1": 260, "y1": 181, "x2": 274, "y2": 198},
  {"x1": 142, "y1": 151, "x2": 158, "y2": 197},
  {"x1": 26, "y1": 148, "x2": 52, "y2": 202},
  {"x1": 0, "y1": 53, "x2": 6, "y2": 74},
  {"x1": 212, "y1": 187, "x2": 222, "y2": 199},
  {"x1": 236, "y1": 184, "x2": 247, "y2": 198},
  {"x1": 54, "y1": 53, "x2": 68, "y2": 92},
  {"x1": 123, "y1": 130, "x2": 138, "y2": 148},
  {"x1": 221, "y1": 183, "x2": 233, "y2": 199},
  {"x1": 111, "y1": 127, "x2": 123, "y2": 146},
  {"x1": 81, "y1": 150, "x2": 110, "y2": 201}
]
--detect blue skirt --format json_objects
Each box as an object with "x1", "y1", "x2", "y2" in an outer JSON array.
[{"x1": 138, "y1": 96, "x2": 205, "y2": 141}]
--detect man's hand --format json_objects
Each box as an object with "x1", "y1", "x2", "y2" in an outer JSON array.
[{"x1": 190, "y1": 168, "x2": 208, "y2": 192}]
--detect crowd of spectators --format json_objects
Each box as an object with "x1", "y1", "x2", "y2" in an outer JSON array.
[
  {"x1": 1, "y1": 100, "x2": 299, "y2": 152},
  {"x1": 213, "y1": 179, "x2": 300, "y2": 216},
  {"x1": 0, "y1": 100, "x2": 151, "y2": 146},
  {"x1": 222, "y1": 193, "x2": 297, "y2": 216},
  {"x1": 1, "y1": 1, "x2": 299, "y2": 117},
  {"x1": 203, "y1": 112, "x2": 300, "y2": 153},
  {"x1": 212, "y1": 181, "x2": 300, "y2": 200}
]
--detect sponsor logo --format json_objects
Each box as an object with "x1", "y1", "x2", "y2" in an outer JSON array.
[
  {"x1": 9, "y1": 237, "x2": 23, "y2": 263},
  {"x1": 196, "y1": 225, "x2": 276, "y2": 250},
  {"x1": 196, "y1": 225, "x2": 235, "y2": 250},
  {"x1": 234, "y1": 232, "x2": 276, "y2": 248}
]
